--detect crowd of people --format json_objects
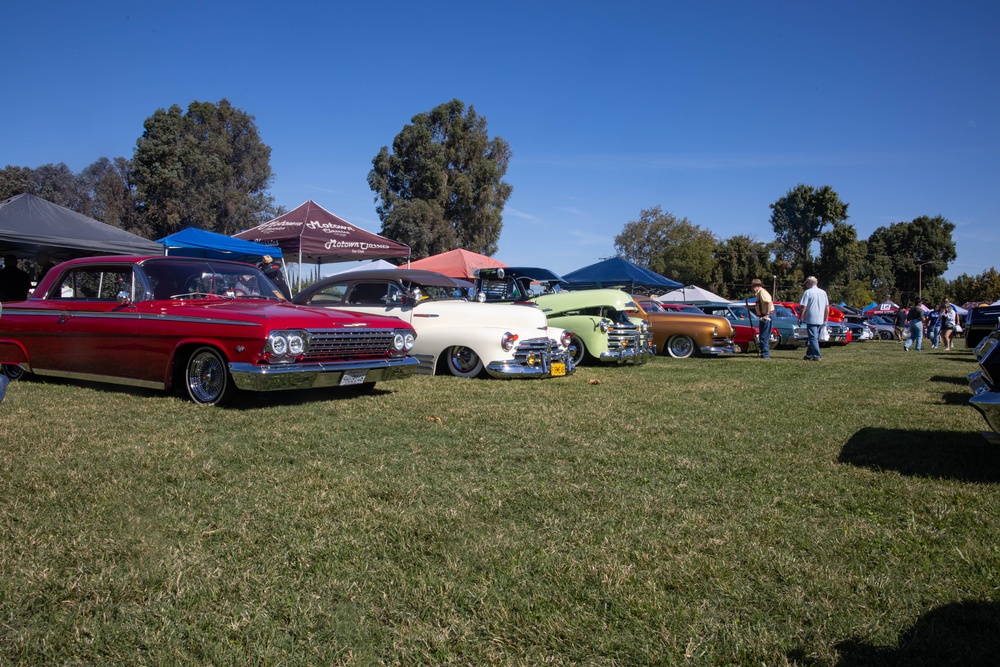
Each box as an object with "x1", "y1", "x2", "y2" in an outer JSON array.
[{"x1": 898, "y1": 298, "x2": 961, "y2": 352}]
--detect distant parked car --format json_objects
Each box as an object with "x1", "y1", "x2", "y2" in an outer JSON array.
[
  {"x1": 630, "y1": 298, "x2": 738, "y2": 359},
  {"x1": 966, "y1": 303, "x2": 1000, "y2": 349},
  {"x1": 655, "y1": 302, "x2": 706, "y2": 314},
  {"x1": 475, "y1": 267, "x2": 654, "y2": 366},
  {"x1": 0, "y1": 256, "x2": 419, "y2": 405},
  {"x1": 293, "y1": 268, "x2": 574, "y2": 379},
  {"x1": 699, "y1": 302, "x2": 807, "y2": 349}
]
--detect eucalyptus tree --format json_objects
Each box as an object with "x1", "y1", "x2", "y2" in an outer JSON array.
[
  {"x1": 131, "y1": 99, "x2": 276, "y2": 238},
  {"x1": 368, "y1": 99, "x2": 512, "y2": 259}
]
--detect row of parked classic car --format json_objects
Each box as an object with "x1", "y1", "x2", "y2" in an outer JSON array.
[{"x1": 0, "y1": 255, "x2": 877, "y2": 406}]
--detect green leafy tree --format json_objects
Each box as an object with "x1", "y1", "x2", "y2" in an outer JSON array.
[
  {"x1": 713, "y1": 235, "x2": 772, "y2": 299},
  {"x1": 0, "y1": 165, "x2": 34, "y2": 200},
  {"x1": 368, "y1": 99, "x2": 513, "y2": 258},
  {"x1": 614, "y1": 206, "x2": 718, "y2": 287},
  {"x1": 769, "y1": 184, "x2": 849, "y2": 276},
  {"x1": 132, "y1": 99, "x2": 276, "y2": 238},
  {"x1": 816, "y1": 221, "x2": 867, "y2": 301},
  {"x1": 78, "y1": 157, "x2": 142, "y2": 235},
  {"x1": 948, "y1": 267, "x2": 1000, "y2": 306},
  {"x1": 866, "y1": 215, "x2": 956, "y2": 303}
]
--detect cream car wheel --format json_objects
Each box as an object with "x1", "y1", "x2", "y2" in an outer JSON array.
[{"x1": 445, "y1": 346, "x2": 484, "y2": 378}]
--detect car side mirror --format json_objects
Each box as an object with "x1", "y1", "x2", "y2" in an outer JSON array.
[{"x1": 117, "y1": 291, "x2": 133, "y2": 307}]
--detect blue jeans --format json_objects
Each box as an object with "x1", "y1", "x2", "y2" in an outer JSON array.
[
  {"x1": 805, "y1": 323, "x2": 823, "y2": 360},
  {"x1": 904, "y1": 321, "x2": 923, "y2": 351},
  {"x1": 929, "y1": 324, "x2": 940, "y2": 347},
  {"x1": 758, "y1": 317, "x2": 773, "y2": 358}
]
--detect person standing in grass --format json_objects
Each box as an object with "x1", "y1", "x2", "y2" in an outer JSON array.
[
  {"x1": 750, "y1": 278, "x2": 774, "y2": 359},
  {"x1": 926, "y1": 305, "x2": 942, "y2": 349},
  {"x1": 904, "y1": 302, "x2": 925, "y2": 352},
  {"x1": 894, "y1": 305, "x2": 908, "y2": 344},
  {"x1": 941, "y1": 298, "x2": 957, "y2": 350},
  {"x1": 798, "y1": 276, "x2": 829, "y2": 361}
]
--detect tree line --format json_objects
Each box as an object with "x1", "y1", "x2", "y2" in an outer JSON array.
[
  {"x1": 3, "y1": 98, "x2": 996, "y2": 307},
  {"x1": 615, "y1": 187, "x2": 998, "y2": 307}
]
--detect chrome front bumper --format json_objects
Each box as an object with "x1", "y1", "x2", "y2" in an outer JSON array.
[
  {"x1": 700, "y1": 343, "x2": 739, "y2": 356},
  {"x1": 229, "y1": 356, "x2": 418, "y2": 391},
  {"x1": 486, "y1": 337, "x2": 575, "y2": 379}
]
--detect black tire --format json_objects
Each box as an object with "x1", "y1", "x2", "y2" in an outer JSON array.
[
  {"x1": 2, "y1": 364, "x2": 24, "y2": 380},
  {"x1": 878, "y1": 330, "x2": 894, "y2": 341},
  {"x1": 568, "y1": 335, "x2": 587, "y2": 367},
  {"x1": 184, "y1": 346, "x2": 234, "y2": 406},
  {"x1": 445, "y1": 346, "x2": 484, "y2": 378},
  {"x1": 665, "y1": 334, "x2": 696, "y2": 359}
]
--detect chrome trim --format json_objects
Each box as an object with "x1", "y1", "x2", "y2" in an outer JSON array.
[
  {"x1": 969, "y1": 390, "x2": 1000, "y2": 434},
  {"x1": 699, "y1": 343, "x2": 739, "y2": 356},
  {"x1": 485, "y1": 337, "x2": 575, "y2": 379},
  {"x1": 228, "y1": 357, "x2": 418, "y2": 391},
  {"x1": 30, "y1": 368, "x2": 164, "y2": 390}
]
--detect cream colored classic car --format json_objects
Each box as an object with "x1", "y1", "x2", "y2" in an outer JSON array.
[{"x1": 293, "y1": 269, "x2": 574, "y2": 379}]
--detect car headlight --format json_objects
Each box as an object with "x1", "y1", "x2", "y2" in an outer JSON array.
[
  {"x1": 599, "y1": 318, "x2": 611, "y2": 333},
  {"x1": 268, "y1": 333, "x2": 288, "y2": 356},
  {"x1": 267, "y1": 330, "x2": 310, "y2": 360},
  {"x1": 560, "y1": 330, "x2": 572, "y2": 348},
  {"x1": 501, "y1": 332, "x2": 519, "y2": 352}
]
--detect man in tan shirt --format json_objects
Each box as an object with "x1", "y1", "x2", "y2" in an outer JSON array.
[{"x1": 751, "y1": 278, "x2": 775, "y2": 359}]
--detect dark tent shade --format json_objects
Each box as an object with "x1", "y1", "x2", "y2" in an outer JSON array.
[
  {"x1": 0, "y1": 193, "x2": 164, "y2": 259},
  {"x1": 159, "y1": 227, "x2": 283, "y2": 262},
  {"x1": 233, "y1": 200, "x2": 409, "y2": 264},
  {"x1": 562, "y1": 257, "x2": 683, "y2": 292}
]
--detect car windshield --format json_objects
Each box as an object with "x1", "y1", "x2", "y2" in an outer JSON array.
[
  {"x1": 773, "y1": 304, "x2": 797, "y2": 318},
  {"x1": 410, "y1": 282, "x2": 469, "y2": 301},
  {"x1": 142, "y1": 259, "x2": 284, "y2": 301}
]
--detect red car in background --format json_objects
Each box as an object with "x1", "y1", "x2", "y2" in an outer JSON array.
[{"x1": 775, "y1": 301, "x2": 845, "y2": 323}]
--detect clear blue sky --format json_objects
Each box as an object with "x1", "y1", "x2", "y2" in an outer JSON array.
[{"x1": 4, "y1": 1, "x2": 997, "y2": 281}]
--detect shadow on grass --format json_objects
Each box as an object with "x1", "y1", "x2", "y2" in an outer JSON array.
[
  {"x1": 930, "y1": 374, "x2": 972, "y2": 387},
  {"x1": 831, "y1": 600, "x2": 1000, "y2": 667},
  {"x1": 10, "y1": 373, "x2": 393, "y2": 409},
  {"x1": 838, "y1": 427, "x2": 1000, "y2": 484}
]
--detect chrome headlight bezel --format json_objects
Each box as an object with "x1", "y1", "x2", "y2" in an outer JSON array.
[
  {"x1": 267, "y1": 330, "x2": 310, "y2": 362},
  {"x1": 500, "y1": 332, "x2": 519, "y2": 352}
]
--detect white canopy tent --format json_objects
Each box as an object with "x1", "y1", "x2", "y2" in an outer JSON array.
[{"x1": 656, "y1": 285, "x2": 731, "y2": 303}]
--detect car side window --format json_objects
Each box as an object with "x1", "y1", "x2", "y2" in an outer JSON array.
[
  {"x1": 308, "y1": 283, "x2": 348, "y2": 304},
  {"x1": 51, "y1": 267, "x2": 136, "y2": 301},
  {"x1": 347, "y1": 282, "x2": 389, "y2": 305}
]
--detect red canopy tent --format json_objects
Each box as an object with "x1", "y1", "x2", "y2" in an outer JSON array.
[
  {"x1": 234, "y1": 201, "x2": 410, "y2": 286},
  {"x1": 405, "y1": 248, "x2": 507, "y2": 280}
]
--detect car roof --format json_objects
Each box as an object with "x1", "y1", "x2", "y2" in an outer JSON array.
[
  {"x1": 476, "y1": 266, "x2": 568, "y2": 284},
  {"x1": 317, "y1": 268, "x2": 471, "y2": 288}
]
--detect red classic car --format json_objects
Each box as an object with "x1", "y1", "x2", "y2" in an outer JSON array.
[{"x1": 0, "y1": 256, "x2": 419, "y2": 405}]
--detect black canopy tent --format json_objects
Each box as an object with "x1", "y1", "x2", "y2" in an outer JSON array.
[{"x1": 0, "y1": 193, "x2": 164, "y2": 260}]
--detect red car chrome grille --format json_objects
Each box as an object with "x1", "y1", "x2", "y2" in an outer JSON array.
[{"x1": 303, "y1": 328, "x2": 396, "y2": 360}]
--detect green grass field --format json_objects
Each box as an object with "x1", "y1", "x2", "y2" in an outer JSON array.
[{"x1": 1, "y1": 341, "x2": 997, "y2": 665}]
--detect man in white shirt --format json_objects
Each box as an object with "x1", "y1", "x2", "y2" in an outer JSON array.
[{"x1": 798, "y1": 276, "x2": 830, "y2": 361}]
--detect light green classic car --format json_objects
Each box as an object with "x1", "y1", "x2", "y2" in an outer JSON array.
[{"x1": 475, "y1": 267, "x2": 655, "y2": 366}]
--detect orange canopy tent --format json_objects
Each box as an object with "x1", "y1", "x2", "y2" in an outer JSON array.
[{"x1": 404, "y1": 248, "x2": 506, "y2": 280}]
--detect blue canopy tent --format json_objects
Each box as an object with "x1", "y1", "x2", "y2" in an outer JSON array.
[
  {"x1": 158, "y1": 227, "x2": 283, "y2": 262},
  {"x1": 562, "y1": 257, "x2": 682, "y2": 292}
]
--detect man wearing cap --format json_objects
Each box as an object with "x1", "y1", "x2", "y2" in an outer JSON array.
[
  {"x1": 798, "y1": 276, "x2": 830, "y2": 361},
  {"x1": 750, "y1": 278, "x2": 775, "y2": 359}
]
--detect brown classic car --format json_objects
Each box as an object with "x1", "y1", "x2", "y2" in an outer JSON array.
[{"x1": 630, "y1": 299, "x2": 738, "y2": 359}]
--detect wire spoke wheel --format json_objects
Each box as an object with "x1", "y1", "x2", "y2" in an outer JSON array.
[{"x1": 185, "y1": 347, "x2": 233, "y2": 405}]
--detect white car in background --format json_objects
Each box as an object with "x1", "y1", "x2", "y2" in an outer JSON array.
[{"x1": 293, "y1": 269, "x2": 574, "y2": 379}]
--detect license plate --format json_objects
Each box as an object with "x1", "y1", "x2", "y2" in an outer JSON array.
[
  {"x1": 340, "y1": 371, "x2": 367, "y2": 386},
  {"x1": 551, "y1": 362, "x2": 566, "y2": 377}
]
